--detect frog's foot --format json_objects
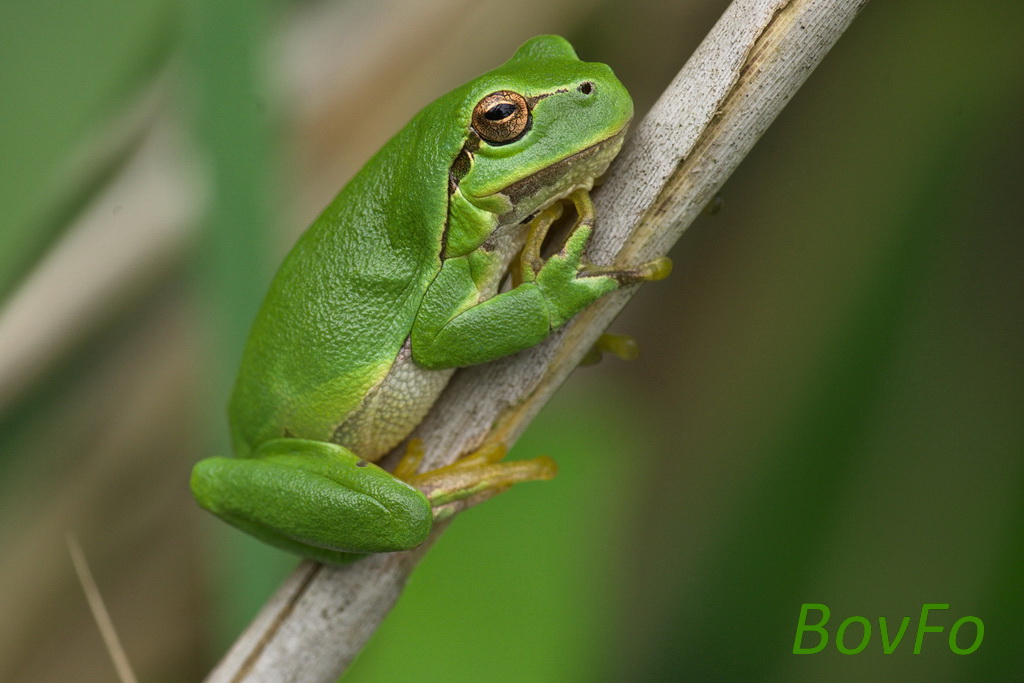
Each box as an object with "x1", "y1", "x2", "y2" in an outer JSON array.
[
  {"x1": 521, "y1": 188, "x2": 672, "y2": 289},
  {"x1": 580, "y1": 332, "x2": 640, "y2": 366},
  {"x1": 395, "y1": 439, "x2": 557, "y2": 522}
]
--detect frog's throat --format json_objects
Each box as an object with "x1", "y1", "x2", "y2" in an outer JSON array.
[
  {"x1": 501, "y1": 128, "x2": 626, "y2": 219},
  {"x1": 458, "y1": 124, "x2": 629, "y2": 227}
]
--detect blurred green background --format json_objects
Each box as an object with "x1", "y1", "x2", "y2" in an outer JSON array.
[{"x1": 1, "y1": 0, "x2": 1021, "y2": 681}]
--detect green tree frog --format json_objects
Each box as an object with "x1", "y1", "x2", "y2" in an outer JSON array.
[{"x1": 191, "y1": 35, "x2": 670, "y2": 565}]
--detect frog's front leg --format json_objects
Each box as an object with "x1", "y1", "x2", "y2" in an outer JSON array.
[
  {"x1": 411, "y1": 187, "x2": 671, "y2": 370},
  {"x1": 522, "y1": 188, "x2": 672, "y2": 328},
  {"x1": 191, "y1": 439, "x2": 433, "y2": 566}
]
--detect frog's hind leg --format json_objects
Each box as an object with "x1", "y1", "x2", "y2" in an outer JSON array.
[
  {"x1": 191, "y1": 438, "x2": 434, "y2": 564},
  {"x1": 394, "y1": 439, "x2": 557, "y2": 522}
]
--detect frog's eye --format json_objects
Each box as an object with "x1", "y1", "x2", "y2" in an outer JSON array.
[{"x1": 472, "y1": 90, "x2": 530, "y2": 144}]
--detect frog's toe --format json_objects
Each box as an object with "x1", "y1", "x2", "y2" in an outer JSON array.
[
  {"x1": 581, "y1": 255, "x2": 672, "y2": 285},
  {"x1": 580, "y1": 332, "x2": 639, "y2": 366}
]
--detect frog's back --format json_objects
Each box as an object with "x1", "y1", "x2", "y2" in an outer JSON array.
[{"x1": 229, "y1": 101, "x2": 468, "y2": 456}]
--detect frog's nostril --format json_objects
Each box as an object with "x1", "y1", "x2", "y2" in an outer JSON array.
[{"x1": 578, "y1": 81, "x2": 594, "y2": 95}]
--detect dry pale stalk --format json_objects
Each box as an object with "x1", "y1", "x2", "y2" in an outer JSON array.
[{"x1": 206, "y1": 0, "x2": 870, "y2": 680}]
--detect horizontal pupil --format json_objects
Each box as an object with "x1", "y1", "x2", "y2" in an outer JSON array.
[{"x1": 485, "y1": 102, "x2": 516, "y2": 121}]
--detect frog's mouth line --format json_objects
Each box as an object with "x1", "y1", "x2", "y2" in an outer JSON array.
[{"x1": 487, "y1": 123, "x2": 630, "y2": 211}]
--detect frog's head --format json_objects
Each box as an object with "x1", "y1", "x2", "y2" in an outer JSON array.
[{"x1": 453, "y1": 35, "x2": 634, "y2": 225}]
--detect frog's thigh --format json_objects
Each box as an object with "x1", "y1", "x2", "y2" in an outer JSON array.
[{"x1": 191, "y1": 438, "x2": 432, "y2": 561}]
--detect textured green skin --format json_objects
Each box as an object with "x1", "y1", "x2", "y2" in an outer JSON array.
[{"x1": 191, "y1": 36, "x2": 634, "y2": 565}]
